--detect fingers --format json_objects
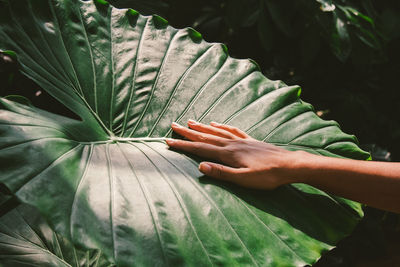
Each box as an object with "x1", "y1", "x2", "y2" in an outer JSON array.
[
  {"x1": 171, "y1": 122, "x2": 225, "y2": 146},
  {"x1": 166, "y1": 139, "x2": 222, "y2": 161},
  {"x1": 199, "y1": 162, "x2": 244, "y2": 183},
  {"x1": 187, "y1": 119, "x2": 237, "y2": 139},
  {"x1": 210, "y1": 122, "x2": 250, "y2": 139}
]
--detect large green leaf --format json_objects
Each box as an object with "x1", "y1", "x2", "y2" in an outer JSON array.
[
  {"x1": 0, "y1": 194, "x2": 113, "y2": 267},
  {"x1": 0, "y1": 0, "x2": 370, "y2": 266}
]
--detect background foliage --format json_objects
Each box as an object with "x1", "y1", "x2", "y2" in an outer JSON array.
[{"x1": 1, "y1": 0, "x2": 399, "y2": 266}]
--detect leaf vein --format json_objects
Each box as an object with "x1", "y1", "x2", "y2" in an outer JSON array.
[
  {"x1": 147, "y1": 44, "x2": 214, "y2": 136},
  {"x1": 146, "y1": 143, "x2": 259, "y2": 266},
  {"x1": 76, "y1": 2, "x2": 98, "y2": 113},
  {"x1": 48, "y1": 0, "x2": 84, "y2": 96},
  {"x1": 69, "y1": 144, "x2": 93, "y2": 243},
  {"x1": 119, "y1": 17, "x2": 148, "y2": 137},
  {"x1": 137, "y1": 141, "x2": 214, "y2": 266},
  {"x1": 262, "y1": 110, "x2": 314, "y2": 142},
  {"x1": 117, "y1": 142, "x2": 169, "y2": 265},
  {"x1": 105, "y1": 143, "x2": 116, "y2": 261},
  {"x1": 109, "y1": 7, "x2": 116, "y2": 130},
  {"x1": 163, "y1": 55, "x2": 229, "y2": 137},
  {"x1": 128, "y1": 29, "x2": 180, "y2": 137},
  {"x1": 198, "y1": 70, "x2": 257, "y2": 123},
  {"x1": 234, "y1": 196, "x2": 306, "y2": 263}
]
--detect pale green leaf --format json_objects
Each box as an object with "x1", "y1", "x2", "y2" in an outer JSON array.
[{"x1": 0, "y1": 194, "x2": 112, "y2": 267}]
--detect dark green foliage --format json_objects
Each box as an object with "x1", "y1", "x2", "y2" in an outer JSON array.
[
  {"x1": 0, "y1": 0, "x2": 372, "y2": 265},
  {"x1": 0, "y1": 193, "x2": 113, "y2": 267},
  {"x1": 134, "y1": 0, "x2": 400, "y2": 161},
  {"x1": 0, "y1": 0, "x2": 399, "y2": 266},
  {"x1": 108, "y1": 0, "x2": 168, "y2": 15}
]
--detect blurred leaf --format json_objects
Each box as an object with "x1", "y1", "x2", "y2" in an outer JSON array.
[
  {"x1": 108, "y1": 0, "x2": 168, "y2": 15},
  {"x1": 257, "y1": 3, "x2": 275, "y2": 51},
  {"x1": 355, "y1": 27, "x2": 381, "y2": 50},
  {"x1": 379, "y1": 8, "x2": 400, "y2": 40},
  {"x1": 330, "y1": 13, "x2": 351, "y2": 62},
  {"x1": 225, "y1": 0, "x2": 260, "y2": 28},
  {"x1": 338, "y1": 6, "x2": 374, "y2": 26},
  {"x1": 362, "y1": 144, "x2": 391, "y2": 162},
  {"x1": 301, "y1": 26, "x2": 321, "y2": 67},
  {"x1": 316, "y1": 0, "x2": 336, "y2": 12},
  {"x1": 0, "y1": 50, "x2": 17, "y2": 73},
  {"x1": 337, "y1": 5, "x2": 381, "y2": 50},
  {"x1": 3, "y1": 95, "x2": 33, "y2": 106},
  {"x1": 361, "y1": 0, "x2": 378, "y2": 19},
  {"x1": 193, "y1": 6, "x2": 220, "y2": 28},
  {"x1": 264, "y1": 0, "x2": 299, "y2": 37}
]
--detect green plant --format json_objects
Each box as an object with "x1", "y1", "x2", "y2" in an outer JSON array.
[
  {"x1": 0, "y1": 193, "x2": 112, "y2": 266},
  {"x1": 0, "y1": 0, "x2": 370, "y2": 266},
  {"x1": 188, "y1": 0, "x2": 383, "y2": 63}
]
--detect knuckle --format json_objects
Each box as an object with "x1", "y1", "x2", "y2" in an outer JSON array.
[
  {"x1": 192, "y1": 142, "x2": 202, "y2": 151},
  {"x1": 215, "y1": 138, "x2": 226, "y2": 146},
  {"x1": 224, "y1": 125, "x2": 233, "y2": 131},
  {"x1": 214, "y1": 165, "x2": 223, "y2": 178},
  {"x1": 173, "y1": 140, "x2": 185, "y2": 147},
  {"x1": 198, "y1": 135, "x2": 207, "y2": 142},
  {"x1": 225, "y1": 141, "x2": 240, "y2": 151},
  {"x1": 232, "y1": 128, "x2": 242, "y2": 135},
  {"x1": 193, "y1": 123, "x2": 204, "y2": 130}
]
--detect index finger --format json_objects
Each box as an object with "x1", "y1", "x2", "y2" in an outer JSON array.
[{"x1": 166, "y1": 138, "x2": 222, "y2": 161}]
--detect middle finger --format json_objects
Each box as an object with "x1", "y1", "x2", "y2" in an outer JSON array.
[
  {"x1": 187, "y1": 120, "x2": 237, "y2": 139},
  {"x1": 171, "y1": 122, "x2": 225, "y2": 146}
]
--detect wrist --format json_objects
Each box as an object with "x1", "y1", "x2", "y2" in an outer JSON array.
[{"x1": 285, "y1": 150, "x2": 321, "y2": 184}]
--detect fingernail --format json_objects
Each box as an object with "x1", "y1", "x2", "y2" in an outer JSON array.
[
  {"x1": 188, "y1": 119, "x2": 197, "y2": 125},
  {"x1": 199, "y1": 163, "x2": 212, "y2": 173},
  {"x1": 171, "y1": 122, "x2": 181, "y2": 127},
  {"x1": 210, "y1": 121, "x2": 220, "y2": 126},
  {"x1": 166, "y1": 138, "x2": 175, "y2": 145}
]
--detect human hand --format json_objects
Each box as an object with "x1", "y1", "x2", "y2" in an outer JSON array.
[{"x1": 166, "y1": 120, "x2": 306, "y2": 189}]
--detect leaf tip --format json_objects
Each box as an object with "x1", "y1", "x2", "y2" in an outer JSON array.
[
  {"x1": 1, "y1": 49, "x2": 17, "y2": 60},
  {"x1": 187, "y1": 28, "x2": 202, "y2": 43},
  {"x1": 297, "y1": 87, "x2": 302, "y2": 98},
  {"x1": 127, "y1": 8, "x2": 139, "y2": 18},
  {"x1": 94, "y1": 0, "x2": 109, "y2": 7},
  {"x1": 126, "y1": 9, "x2": 139, "y2": 26},
  {"x1": 248, "y1": 58, "x2": 261, "y2": 72},
  {"x1": 221, "y1": 43, "x2": 228, "y2": 54},
  {"x1": 152, "y1": 15, "x2": 168, "y2": 29},
  {"x1": 3, "y1": 95, "x2": 33, "y2": 107}
]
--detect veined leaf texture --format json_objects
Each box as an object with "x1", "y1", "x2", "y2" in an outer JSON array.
[
  {"x1": 0, "y1": 0, "x2": 369, "y2": 266},
  {"x1": 0, "y1": 193, "x2": 112, "y2": 267}
]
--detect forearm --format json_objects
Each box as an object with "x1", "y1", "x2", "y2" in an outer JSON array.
[
  {"x1": 292, "y1": 151, "x2": 400, "y2": 213},
  {"x1": 167, "y1": 121, "x2": 400, "y2": 213}
]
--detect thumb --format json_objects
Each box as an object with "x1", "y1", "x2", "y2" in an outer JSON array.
[{"x1": 199, "y1": 162, "x2": 240, "y2": 182}]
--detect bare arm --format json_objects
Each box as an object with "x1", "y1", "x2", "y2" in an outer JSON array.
[{"x1": 166, "y1": 120, "x2": 400, "y2": 213}]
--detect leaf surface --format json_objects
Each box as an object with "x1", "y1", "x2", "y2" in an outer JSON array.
[
  {"x1": 0, "y1": 0, "x2": 370, "y2": 266},
  {"x1": 0, "y1": 194, "x2": 112, "y2": 267}
]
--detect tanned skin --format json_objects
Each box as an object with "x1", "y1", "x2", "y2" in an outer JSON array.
[{"x1": 166, "y1": 120, "x2": 400, "y2": 214}]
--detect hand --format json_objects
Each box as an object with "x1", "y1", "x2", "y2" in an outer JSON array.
[{"x1": 166, "y1": 120, "x2": 305, "y2": 189}]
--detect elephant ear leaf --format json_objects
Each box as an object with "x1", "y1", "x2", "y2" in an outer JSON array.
[
  {"x1": 0, "y1": 194, "x2": 112, "y2": 267},
  {"x1": 0, "y1": 0, "x2": 369, "y2": 266}
]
